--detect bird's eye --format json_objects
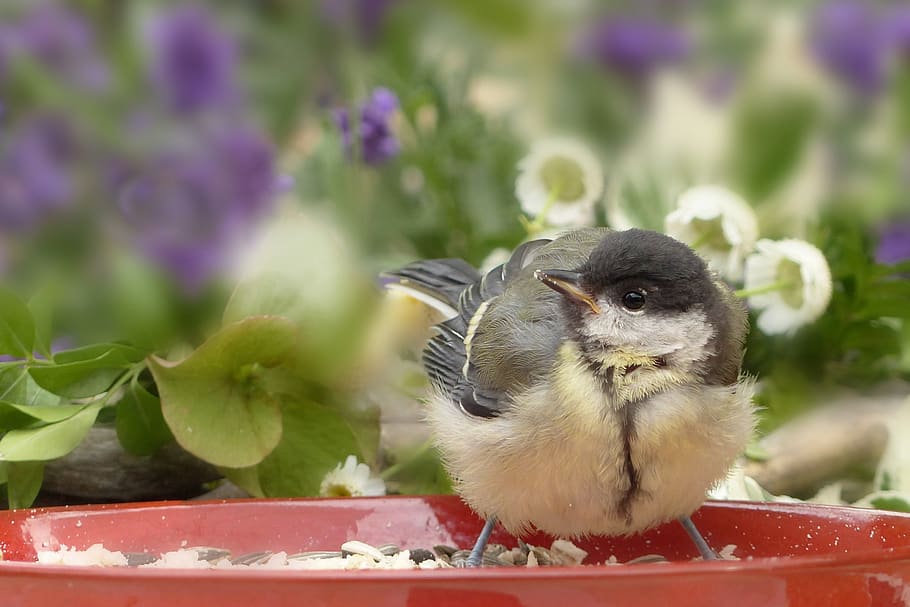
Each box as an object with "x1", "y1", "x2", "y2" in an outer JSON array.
[{"x1": 622, "y1": 290, "x2": 646, "y2": 311}]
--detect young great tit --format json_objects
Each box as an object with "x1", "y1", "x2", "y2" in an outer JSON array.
[{"x1": 385, "y1": 227, "x2": 755, "y2": 566}]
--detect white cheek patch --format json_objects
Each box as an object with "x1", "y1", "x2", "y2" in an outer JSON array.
[{"x1": 580, "y1": 302, "x2": 715, "y2": 364}]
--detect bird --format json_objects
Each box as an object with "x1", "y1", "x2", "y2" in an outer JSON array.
[{"x1": 383, "y1": 227, "x2": 755, "y2": 566}]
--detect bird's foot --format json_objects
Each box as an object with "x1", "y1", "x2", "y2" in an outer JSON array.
[
  {"x1": 678, "y1": 515, "x2": 718, "y2": 560},
  {"x1": 457, "y1": 516, "x2": 498, "y2": 568}
]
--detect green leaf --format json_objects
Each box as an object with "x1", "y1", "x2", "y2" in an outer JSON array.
[
  {"x1": 108, "y1": 254, "x2": 178, "y2": 351},
  {"x1": 115, "y1": 382, "x2": 173, "y2": 456},
  {"x1": 730, "y1": 91, "x2": 817, "y2": 202},
  {"x1": 606, "y1": 168, "x2": 680, "y2": 231},
  {"x1": 0, "y1": 401, "x2": 85, "y2": 429},
  {"x1": 439, "y1": 0, "x2": 537, "y2": 38},
  {"x1": 0, "y1": 366, "x2": 61, "y2": 408},
  {"x1": 220, "y1": 465, "x2": 264, "y2": 498},
  {"x1": 223, "y1": 214, "x2": 372, "y2": 382},
  {"x1": 53, "y1": 343, "x2": 146, "y2": 365},
  {"x1": 893, "y1": 62, "x2": 910, "y2": 137},
  {"x1": 0, "y1": 403, "x2": 101, "y2": 462},
  {"x1": 28, "y1": 344, "x2": 145, "y2": 398},
  {"x1": 855, "y1": 490, "x2": 910, "y2": 513},
  {"x1": 383, "y1": 443, "x2": 453, "y2": 495},
  {"x1": 869, "y1": 495, "x2": 910, "y2": 513},
  {"x1": 254, "y1": 399, "x2": 365, "y2": 497},
  {"x1": 148, "y1": 316, "x2": 297, "y2": 468},
  {"x1": 744, "y1": 441, "x2": 770, "y2": 462},
  {"x1": 0, "y1": 288, "x2": 35, "y2": 359},
  {"x1": 346, "y1": 404, "x2": 381, "y2": 465},
  {"x1": 27, "y1": 287, "x2": 55, "y2": 359},
  {"x1": 6, "y1": 461, "x2": 44, "y2": 509}
]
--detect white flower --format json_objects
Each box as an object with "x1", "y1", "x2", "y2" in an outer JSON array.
[
  {"x1": 751, "y1": 11, "x2": 835, "y2": 103},
  {"x1": 744, "y1": 239, "x2": 833, "y2": 335},
  {"x1": 709, "y1": 464, "x2": 768, "y2": 501},
  {"x1": 515, "y1": 138, "x2": 604, "y2": 227},
  {"x1": 665, "y1": 185, "x2": 759, "y2": 281},
  {"x1": 319, "y1": 455, "x2": 386, "y2": 497},
  {"x1": 604, "y1": 73, "x2": 732, "y2": 230}
]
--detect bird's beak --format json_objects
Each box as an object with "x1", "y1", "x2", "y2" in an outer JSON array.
[{"x1": 534, "y1": 269, "x2": 600, "y2": 315}]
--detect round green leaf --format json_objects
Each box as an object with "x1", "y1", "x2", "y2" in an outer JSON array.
[
  {"x1": 28, "y1": 286, "x2": 56, "y2": 359},
  {"x1": 148, "y1": 316, "x2": 297, "y2": 468},
  {"x1": 219, "y1": 465, "x2": 264, "y2": 498},
  {"x1": 0, "y1": 403, "x2": 101, "y2": 462},
  {"x1": 224, "y1": 214, "x2": 372, "y2": 382},
  {"x1": 6, "y1": 461, "x2": 44, "y2": 509},
  {"x1": 0, "y1": 288, "x2": 35, "y2": 359},
  {"x1": 115, "y1": 383, "x2": 173, "y2": 456},
  {"x1": 254, "y1": 399, "x2": 364, "y2": 497}
]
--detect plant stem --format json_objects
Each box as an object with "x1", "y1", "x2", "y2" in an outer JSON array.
[
  {"x1": 380, "y1": 439, "x2": 433, "y2": 480},
  {"x1": 523, "y1": 185, "x2": 561, "y2": 236},
  {"x1": 98, "y1": 362, "x2": 147, "y2": 407},
  {"x1": 734, "y1": 281, "x2": 793, "y2": 299}
]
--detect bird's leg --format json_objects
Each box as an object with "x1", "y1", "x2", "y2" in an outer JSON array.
[
  {"x1": 462, "y1": 516, "x2": 497, "y2": 568},
  {"x1": 678, "y1": 515, "x2": 718, "y2": 561}
]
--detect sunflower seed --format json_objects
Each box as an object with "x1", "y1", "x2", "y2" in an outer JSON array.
[
  {"x1": 433, "y1": 544, "x2": 457, "y2": 557},
  {"x1": 378, "y1": 544, "x2": 400, "y2": 556},
  {"x1": 484, "y1": 543, "x2": 507, "y2": 557},
  {"x1": 550, "y1": 539, "x2": 588, "y2": 566},
  {"x1": 625, "y1": 554, "x2": 669, "y2": 565},
  {"x1": 340, "y1": 540, "x2": 384, "y2": 561},
  {"x1": 231, "y1": 551, "x2": 273, "y2": 566},
  {"x1": 124, "y1": 552, "x2": 158, "y2": 567},
  {"x1": 529, "y1": 546, "x2": 552, "y2": 566},
  {"x1": 287, "y1": 551, "x2": 343, "y2": 560},
  {"x1": 189, "y1": 547, "x2": 232, "y2": 562},
  {"x1": 407, "y1": 548, "x2": 435, "y2": 563}
]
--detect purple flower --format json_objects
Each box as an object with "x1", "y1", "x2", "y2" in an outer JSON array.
[
  {"x1": 876, "y1": 221, "x2": 910, "y2": 265},
  {"x1": 577, "y1": 16, "x2": 689, "y2": 81},
  {"x1": 148, "y1": 6, "x2": 237, "y2": 113},
  {"x1": 810, "y1": 1, "x2": 887, "y2": 97},
  {"x1": 321, "y1": 0, "x2": 397, "y2": 45},
  {"x1": 0, "y1": 116, "x2": 75, "y2": 231},
  {"x1": 4, "y1": 3, "x2": 108, "y2": 90},
  {"x1": 334, "y1": 87, "x2": 399, "y2": 165},
  {"x1": 116, "y1": 123, "x2": 277, "y2": 291},
  {"x1": 0, "y1": 336, "x2": 77, "y2": 363},
  {"x1": 886, "y1": 6, "x2": 910, "y2": 59}
]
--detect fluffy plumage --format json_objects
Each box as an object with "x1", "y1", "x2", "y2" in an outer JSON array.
[{"x1": 384, "y1": 227, "x2": 755, "y2": 537}]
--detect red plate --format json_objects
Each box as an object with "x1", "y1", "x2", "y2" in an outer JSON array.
[{"x1": 0, "y1": 496, "x2": 908, "y2": 607}]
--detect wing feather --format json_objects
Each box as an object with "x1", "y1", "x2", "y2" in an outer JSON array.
[{"x1": 384, "y1": 240, "x2": 552, "y2": 417}]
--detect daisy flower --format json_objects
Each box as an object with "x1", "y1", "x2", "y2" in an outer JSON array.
[
  {"x1": 319, "y1": 455, "x2": 386, "y2": 497},
  {"x1": 709, "y1": 464, "x2": 768, "y2": 501},
  {"x1": 742, "y1": 239, "x2": 833, "y2": 335},
  {"x1": 665, "y1": 185, "x2": 759, "y2": 281},
  {"x1": 515, "y1": 138, "x2": 604, "y2": 230}
]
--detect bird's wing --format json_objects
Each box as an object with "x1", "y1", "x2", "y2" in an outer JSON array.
[
  {"x1": 380, "y1": 258, "x2": 481, "y2": 319},
  {"x1": 467, "y1": 228, "x2": 610, "y2": 399},
  {"x1": 384, "y1": 240, "x2": 552, "y2": 418}
]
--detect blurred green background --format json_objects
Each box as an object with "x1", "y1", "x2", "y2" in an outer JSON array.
[{"x1": 0, "y1": 0, "x2": 908, "y2": 507}]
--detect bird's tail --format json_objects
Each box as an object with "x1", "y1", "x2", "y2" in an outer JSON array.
[{"x1": 380, "y1": 258, "x2": 481, "y2": 320}]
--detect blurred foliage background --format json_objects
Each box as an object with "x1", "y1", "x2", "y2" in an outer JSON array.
[{"x1": 0, "y1": 0, "x2": 908, "y2": 508}]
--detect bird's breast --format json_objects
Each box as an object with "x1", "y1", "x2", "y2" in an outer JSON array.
[{"x1": 426, "y1": 342, "x2": 755, "y2": 537}]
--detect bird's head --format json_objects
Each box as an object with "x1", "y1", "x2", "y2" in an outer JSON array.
[{"x1": 535, "y1": 229, "x2": 747, "y2": 392}]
